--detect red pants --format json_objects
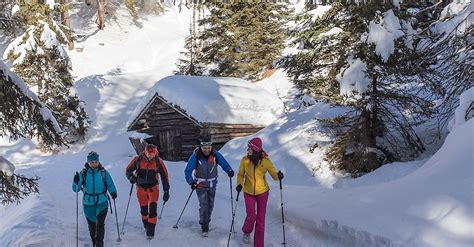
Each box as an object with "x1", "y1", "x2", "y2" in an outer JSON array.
[
  {"x1": 242, "y1": 191, "x2": 269, "y2": 247},
  {"x1": 137, "y1": 185, "x2": 159, "y2": 225}
]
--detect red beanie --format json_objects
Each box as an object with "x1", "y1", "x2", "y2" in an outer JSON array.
[{"x1": 248, "y1": 137, "x2": 263, "y2": 152}]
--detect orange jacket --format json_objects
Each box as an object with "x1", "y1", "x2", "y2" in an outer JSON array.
[{"x1": 237, "y1": 154, "x2": 278, "y2": 196}]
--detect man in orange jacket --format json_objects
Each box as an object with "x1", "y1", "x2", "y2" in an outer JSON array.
[{"x1": 126, "y1": 143, "x2": 170, "y2": 240}]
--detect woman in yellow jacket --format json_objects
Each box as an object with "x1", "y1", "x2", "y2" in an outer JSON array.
[{"x1": 236, "y1": 137, "x2": 284, "y2": 247}]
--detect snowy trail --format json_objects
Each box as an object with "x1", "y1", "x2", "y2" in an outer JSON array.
[{"x1": 0, "y1": 5, "x2": 344, "y2": 246}]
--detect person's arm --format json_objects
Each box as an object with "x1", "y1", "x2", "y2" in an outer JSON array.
[
  {"x1": 265, "y1": 158, "x2": 279, "y2": 181},
  {"x1": 105, "y1": 171, "x2": 117, "y2": 194},
  {"x1": 158, "y1": 158, "x2": 170, "y2": 191},
  {"x1": 237, "y1": 157, "x2": 245, "y2": 186},
  {"x1": 184, "y1": 153, "x2": 197, "y2": 184},
  {"x1": 72, "y1": 171, "x2": 83, "y2": 192},
  {"x1": 215, "y1": 151, "x2": 233, "y2": 173},
  {"x1": 125, "y1": 156, "x2": 139, "y2": 180}
]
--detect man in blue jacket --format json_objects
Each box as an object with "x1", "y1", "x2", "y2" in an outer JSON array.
[
  {"x1": 72, "y1": 151, "x2": 117, "y2": 247},
  {"x1": 184, "y1": 139, "x2": 234, "y2": 237}
]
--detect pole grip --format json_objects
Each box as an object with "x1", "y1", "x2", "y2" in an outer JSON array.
[
  {"x1": 279, "y1": 177, "x2": 282, "y2": 190},
  {"x1": 236, "y1": 190, "x2": 241, "y2": 202}
]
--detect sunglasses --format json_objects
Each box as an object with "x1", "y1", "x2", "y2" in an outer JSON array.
[
  {"x1": 200, "y1": 142, "x2": 212, "y2": 146},
  {"x1": 89, "y1": 160, "x2": 99, "y2": 164}
]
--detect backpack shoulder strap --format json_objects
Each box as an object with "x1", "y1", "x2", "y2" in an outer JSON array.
[
  {"x1": 81, "y1": 168, "x2": 87, "y2": 188},
  {"x1": 99, "y1": 167, "x2": 107, "y2": 193}
]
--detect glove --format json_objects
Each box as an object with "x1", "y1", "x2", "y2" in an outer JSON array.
[
  {"x1": 163, "y1": 191, "x2": 169, "y2": 202},
  {"x1": 111, "y1": 192, "x2": 117, "y2": 199},
  {"x1": 190, "y1": 182, "x2": 198, "y2": 190},
  {"x1": 73, "y1": 172, "x2": 79, "y2": 184},
  {"x1": 278, "y1": 170, "x2": 284, "y2": 180},
  {"x1": 236, "y1": 184, "x2": 242, "y2": 192},
  {"x1": 227, "y1": 170, "x2": 234, "y2": 178},
  {"x1": 129, "y1": 175, "x2": 138, "y2": 184}
]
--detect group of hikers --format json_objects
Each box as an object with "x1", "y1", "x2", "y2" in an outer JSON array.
[{"x1": 72, "y1": 137, "x2": 284, "y2": 247}]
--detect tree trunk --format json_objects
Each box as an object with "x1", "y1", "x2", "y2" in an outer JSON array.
[
  {"x1": 60, "y1": 0, "x2": 74, "y2": 50},
  {"x1": 96, "y1": 0, "x2": 105, "y2": 30}
]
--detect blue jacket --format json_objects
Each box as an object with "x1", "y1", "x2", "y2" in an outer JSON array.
[
  {"x1": 184, "y1": 149, "x2": 232, "y2": 188},
  {"x1": 72, "y1": 163, "x2": 117, "y2": 206}
]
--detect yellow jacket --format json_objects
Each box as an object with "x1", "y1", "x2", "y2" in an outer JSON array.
[{"x1": 237, "y1": 155, "x2": 279, "y2": 196}]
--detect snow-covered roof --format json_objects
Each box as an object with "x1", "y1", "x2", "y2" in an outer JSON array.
[{"x1": 128, "y1": 75, "x2": 284, "y2": 127}]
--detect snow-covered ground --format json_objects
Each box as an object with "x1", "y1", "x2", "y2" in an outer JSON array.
[{"x1": 1, "y1": 2, "x2": 473, "y2": 247}]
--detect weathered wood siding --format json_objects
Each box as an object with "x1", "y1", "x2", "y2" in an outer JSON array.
[
  {"x1": 204, "y1": 123, "x2": 265, "y2": 150},
  {"x1": 129, "y1": 96, "x2": 201, "y2": 161}
]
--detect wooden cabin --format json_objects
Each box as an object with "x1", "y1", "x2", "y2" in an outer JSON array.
[{"x1": 127, "y1": 75, "x2": 284, "y2": 161}]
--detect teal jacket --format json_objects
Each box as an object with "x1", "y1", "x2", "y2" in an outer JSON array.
[{"x1": 72, "y1": 163, "x2": 117, "y2": 206}]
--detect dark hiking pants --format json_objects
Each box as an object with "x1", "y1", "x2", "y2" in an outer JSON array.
[
  {"x1": 196, "y1": 187, "x2": 216, "y2": 227},
  {"x1": 86, "y1": 208, "x2": 107, "y2": 247}
]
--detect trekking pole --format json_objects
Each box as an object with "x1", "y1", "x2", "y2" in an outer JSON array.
[
  {"x1": 226, "y1": 190, "x2": 241, "y2": 247},
  {"x1": 75, "y1": 175, "x2": 79, "y2": 247},
  {"x1": 279, "y1": 178, "x2": 286, "y2": 246},
  {"x1": 229, "y1": 176, "x2": 234, "y2": 233},
  {"x1": 158, "y1": 201, "x2": 166, "y2": 220},
  {"x1": 173, "y1": 189, "x2": 194, "y2": 229},
  {"x1": 113, "y1": 199, "x2": 122, "y2": 242},
  {"x1": 121, "y1": 183, "x2": 134, "y2": 235}
]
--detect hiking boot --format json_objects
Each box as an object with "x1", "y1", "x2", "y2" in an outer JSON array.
[
  {"x1": 201, "y1": 224, "x2": 209, "y2": 233},
  {"x1": 146, "y1": 222, "x2": 156, "y2": 238},
  {"x1": 243, "y1": 233, "x2": 250, "y2": 244},
  {"x1": 201, "y1": 224, "x2": 209, "y2": 237}
]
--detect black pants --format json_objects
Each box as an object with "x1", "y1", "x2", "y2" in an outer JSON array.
[{"x1": 86, "y1": 208, "x2": 107, "y2": 247}]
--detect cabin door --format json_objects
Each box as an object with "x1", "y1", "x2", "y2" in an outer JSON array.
[{"x1": 157, "y1": 130, "x2": 181, "y2": 161}]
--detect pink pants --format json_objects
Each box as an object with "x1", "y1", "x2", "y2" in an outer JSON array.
[{"x1": 242, "y1": 191, "x2": 269, "y2": 247}]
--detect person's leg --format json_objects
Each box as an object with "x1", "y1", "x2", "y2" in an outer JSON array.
[
  {"x1": 206, "y1": 187, "x2": 216, "y2": 227},
  {"x1": 95, "y1": 207, "x2": 108, "y2": 247},
  {"x1": 136, "y1": 186, "x2": 149, "y2": 230},
  {"x1": 253, "y1": 192, "x2": 269, "y2": 247},
  {"x1": 147, "y1": 185, "x2": 159, "y2": 237},
  {"x1": 242, "y1": 193, "x2": 257, "y2": 234},
  {"x1": 84, "y1": 205, "x2": 97, "y2": 246},
  {"x1": 196, "y1": 188, "x2": 209, "y2": 231}
]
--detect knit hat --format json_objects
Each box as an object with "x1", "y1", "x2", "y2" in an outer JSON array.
[
  {"x1": 248, "y1": 137, "x2": 263, "y2": 152},
  {"x1": 145, "y1": 143, "x2": 158, "y2": 157},
  {"x1": 87, "y1": 151, "x2": 99, "y2": 162}
]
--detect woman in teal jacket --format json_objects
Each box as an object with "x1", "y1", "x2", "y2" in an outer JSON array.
[{"x1": 72, "y1": 151, "x2": 117, "y2": 247}]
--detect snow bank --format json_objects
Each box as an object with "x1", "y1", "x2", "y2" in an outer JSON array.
[
  {"x1": 220, "y1": 103, "x2": 350, "y2": 187},
  {"x1": 450, "y1": 86, "x2": 474, "y2": 130},
  {"x1": 0, "y1": 156, "x2": 15, "y2": 176},
  {"x1": 128, "y1": 75, "x2": 284, "y2": 126},
  {"x1": 282, "y1": 119, "x2": 474, "y2": 246}
]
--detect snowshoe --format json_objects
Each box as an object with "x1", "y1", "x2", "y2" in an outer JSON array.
[
  {"x1": 146, "y1": 235, "x2": 154, "y2": 241},
  {"x1": 201, "y1": 231, "x2": 209, "y2": 238}
]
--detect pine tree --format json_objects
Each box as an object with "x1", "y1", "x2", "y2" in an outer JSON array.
[
  {"x1": 0, "y1": 156, "x2": 39, "y2": 205},
  {"x1": 418, "y1": 1, "x2": 473, "y2": 130},
  {"x1": 198, "y1": 1, "x2": 290, "y2": 81},
  {"x1": 281, "y1": 1, "x2": 435, "y2": 176},
  {"x1": 175, "y1": 3, "x2": 206, "y2": 75},
  {"x1": 4, "y1": 2, "x2": 89, "y2": 147},
  {"x1": 0, "y1": 62, "x2": 64, "y2": 150}
]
